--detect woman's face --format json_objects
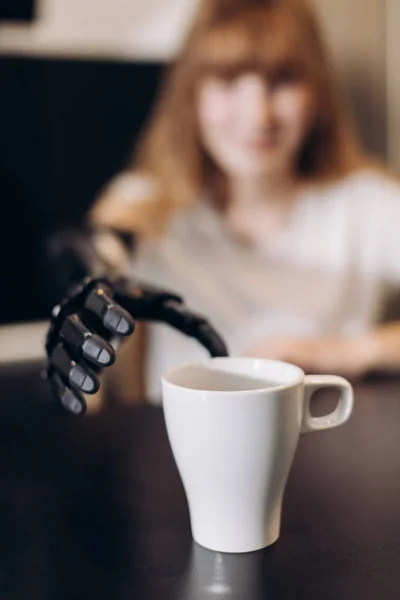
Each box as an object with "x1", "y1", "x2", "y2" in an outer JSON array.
[{"x1": 197, "y1": 71, "x2": 316, "y2": 179}]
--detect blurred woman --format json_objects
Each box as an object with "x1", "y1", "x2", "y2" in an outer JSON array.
[{"x1": 91, "y1": 0, "x2": 400, "y2": 399}]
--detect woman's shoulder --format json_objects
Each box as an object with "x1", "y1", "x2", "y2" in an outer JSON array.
[
  {"x1": 96, "y1": 171, "x2": 159, "y2": 207},
  {"x1": 90, "y1": 171, "x2": 168, "y2": 236},
  {"x1": 308, "y1": 167, "x2": 400, "y2": 217},
  {"x1": 335, "y1": 167, "x2": 400, "y2": 203}
]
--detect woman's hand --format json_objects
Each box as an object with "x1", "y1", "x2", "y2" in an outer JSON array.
[{"x1": 245, "y1": 335, "x2": 372, "y2": 379}]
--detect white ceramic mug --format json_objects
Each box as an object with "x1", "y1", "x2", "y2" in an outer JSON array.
[{"x1": 162, "y1": 357, "x2": 354, "y2": 554}]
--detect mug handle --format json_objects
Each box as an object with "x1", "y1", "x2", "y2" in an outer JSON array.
[{"x1": 301, "y1": 375, "x2": 354, "y2": 434}]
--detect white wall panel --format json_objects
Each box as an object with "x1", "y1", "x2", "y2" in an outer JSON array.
[{"x1": 0, "y1": 0, "x2": 199, "y2": 60}]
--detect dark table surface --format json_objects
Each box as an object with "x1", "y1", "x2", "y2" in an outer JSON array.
[{"x1": 1, "y1": 361, "x2": 400, "y2": 599}]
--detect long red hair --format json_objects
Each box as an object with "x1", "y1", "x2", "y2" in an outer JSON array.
[{"x1": 93, "y1": 0, "x2": 373, "y2": 235}]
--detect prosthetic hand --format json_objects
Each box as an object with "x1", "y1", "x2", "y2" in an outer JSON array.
[{"x1": 46, "y1": 276, "x2": 229, "y2": 416}]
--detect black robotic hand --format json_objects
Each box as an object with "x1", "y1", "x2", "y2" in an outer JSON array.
[{"x1": 46, "y1": 276, "x2": 229, "y2": 416}]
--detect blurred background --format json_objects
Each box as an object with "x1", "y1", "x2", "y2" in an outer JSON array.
[{"x1": 0, "y1": 0, "x2": 399, "y2": 343}]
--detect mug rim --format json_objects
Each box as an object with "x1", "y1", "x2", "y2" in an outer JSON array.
[{"x1": 162, "y1": 357, "x2": 305, "y2": 395}]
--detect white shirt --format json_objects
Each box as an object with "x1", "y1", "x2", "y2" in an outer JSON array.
[{"x1": 128, "y1": 169, "x2": 400, "y2": 400}]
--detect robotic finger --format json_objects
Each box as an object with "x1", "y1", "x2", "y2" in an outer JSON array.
[
  {"x1": 83, "y1": 281, "x2": 135, "y2": 336},
  {"x1": 59, "y1": 314, "x2": 116, "y2": 367},
  {"x1": 158, "y1": 300, "x2": 229, "y2": 358},
  {"x1": 111, "y1": 278, "x2": 229, "y2": 357},
  {"x1": 50, "y1": 344, "x2": 100, "y2": 395},
  {"x1": 47, "y1": 368, "x2": 88, "y2": 416}
]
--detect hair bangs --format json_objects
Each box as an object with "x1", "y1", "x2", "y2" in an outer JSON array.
[{"x1": 192, "y1": 5, "x2": 318, "y2": 85}]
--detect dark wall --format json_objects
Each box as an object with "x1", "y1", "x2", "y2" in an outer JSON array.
[
  {"x1": 0, "y1": 55, "x2": 164, "y2": 324},
  {"x1": 0, "y1": 0, "x2": 35, "y2": 21}
]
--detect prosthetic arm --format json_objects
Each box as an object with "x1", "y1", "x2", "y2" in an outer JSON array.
[{"x1": 45, "y1": 228, "x2": 228, "y2": 416}]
